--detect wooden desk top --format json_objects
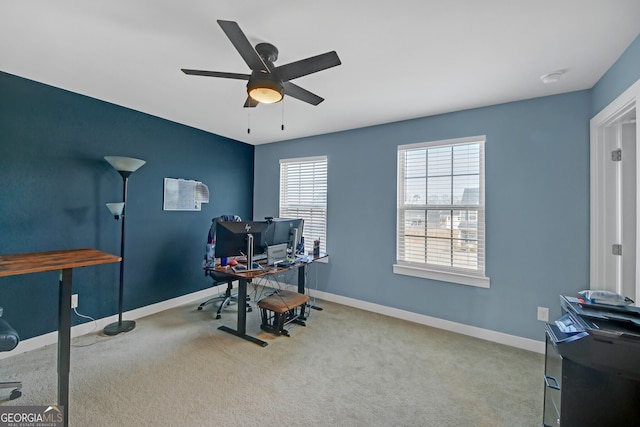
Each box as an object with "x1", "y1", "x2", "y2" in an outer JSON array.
[
  {"x1": 207, "y1": 252, "x2": 328, "y2": 279},
  {"x1": 0, "y1": 248, "x2": 121, "y2": 277},
  {"x1": 210, "y1": 265, "x2": 272, "y2": 279}
]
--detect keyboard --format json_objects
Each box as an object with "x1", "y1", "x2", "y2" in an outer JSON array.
[
  {"x1": 276, "y1": 261, "x2": 293, "y2": 268},
  {"x1": 232, "y1": 262, "x2": 262, "y2": 273},
  {"x1": 237, "y1": 254, "x2": 267, "y2": 263}
]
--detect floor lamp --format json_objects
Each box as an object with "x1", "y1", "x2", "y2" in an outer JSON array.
[{"x1": 104, "y1": 156, "x2": 146, "y2": 336}]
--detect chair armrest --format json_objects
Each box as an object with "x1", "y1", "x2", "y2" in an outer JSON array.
[{"x1": 0, "y1": 318, "x2": 19, "y2": 352}]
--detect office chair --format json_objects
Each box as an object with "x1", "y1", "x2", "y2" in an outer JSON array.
[
  {"x1": 198, "y1": 270, "x2": 252, "y2": 319},
  {"x1": 0, "y1": 307, "x2": 22, "y2": 400},
  {"x1": 199, "y1": 215, "x2": 252, "y2": 319}
]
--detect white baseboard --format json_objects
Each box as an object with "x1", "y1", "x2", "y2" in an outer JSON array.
[
  {"x1": 318, "y1": 291, "x2": 545, "y2": 354},
  {"x1": 256, "y1": 279, "x2": 545, "y2": 354},
  {"x1": 0, "y1": 287, "x2": 220, "y2": 360},
  {"x1": 1, "y1": 282, "x2": 545, "y2": 359}
]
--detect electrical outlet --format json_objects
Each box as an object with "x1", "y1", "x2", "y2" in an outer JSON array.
[
  {"x1": 71, "y1": 294, "x2": 78, "y2": 309},
  {"x1": 537, "y1": 306, "x2": 549, "y2": 322}
]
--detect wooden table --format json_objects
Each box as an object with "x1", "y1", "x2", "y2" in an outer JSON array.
[{"x1": 0, "y1": 248, "x2": 121, "y2": 427}]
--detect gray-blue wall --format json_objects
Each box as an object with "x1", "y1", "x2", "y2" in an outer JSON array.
[
  {"x1": 255, "y1": 92, "x2": 591, "y2": 341},
  {"x1": 255, "y1": 34, "x2": 640, "y2": 342},
  {"x1": 0, "y1": 71, "x2": 255, "y2": 339},
  {"x1": 592, "y1": 35, "x2": 640, "y2": 115}
]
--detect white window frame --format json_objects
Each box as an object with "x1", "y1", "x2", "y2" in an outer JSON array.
[
  {"x1": 394, "y1": 135, "x2": 490, "y2": 288},
  {"x1": 279, "y1": 155, "x2": 327, "y2": 255}
]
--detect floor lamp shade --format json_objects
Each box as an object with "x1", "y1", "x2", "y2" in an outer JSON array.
[
  {"x1": 106, "y1": 202, "x2": 124, "y2": 219},
  {"x1": 104, "y1": 156, "x2": 146, "y2": 172},
  {"x1": 103, "y1": 156, "x2": 145, "y2": 336}
]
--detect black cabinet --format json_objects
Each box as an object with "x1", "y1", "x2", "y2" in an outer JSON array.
[
  {"x1": 543, "y1": 297, "x2": 640, "y2": 426},
  {"x1": 542, "y1": 333, "x2": 561, "y2": 427}
]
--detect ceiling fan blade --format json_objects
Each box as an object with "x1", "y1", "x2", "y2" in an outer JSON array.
[
  {"x1": 283, "y1": 82, "x2": 324, "y2": 106},
  {"x1": 277, "y1": 51, "x2": 341, "y2": 82},
  {"x1": 181, "y1": 69, "x2": 250, "y2": 80},
  {"x1": 244, "y1": 97, "x2": 259, "y2": 108},
  {"x1": 217, "y1": 20, "x2": 270, "y2": 72}
]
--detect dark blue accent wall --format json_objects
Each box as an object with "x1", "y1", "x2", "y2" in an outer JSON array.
[{"x1": 0, "y1": 71, "x2": 254, "y2": 339}]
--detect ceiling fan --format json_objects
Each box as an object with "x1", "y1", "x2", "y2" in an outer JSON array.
[{"x1": 181, "y1": 20, "x2": 341, "y2": 108}]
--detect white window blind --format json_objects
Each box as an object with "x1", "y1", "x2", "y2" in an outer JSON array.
[
  {"x1": 280, "y1": 156, "x2": 327, "y2": 253},
  {"x1": 396, "y1": 136, "x2": 487, "y2": 285}
]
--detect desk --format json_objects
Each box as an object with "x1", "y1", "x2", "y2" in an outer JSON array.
[
  {"x1": 0, "y1": 248, "x2": 121, "y2": 427},
  {"x1": 206, "y1": 253, "x2": 326, "y2": 347}
]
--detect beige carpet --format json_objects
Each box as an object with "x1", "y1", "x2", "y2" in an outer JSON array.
[{"x1": 0, "y1": 290, "x2": 544, "y2": 426}]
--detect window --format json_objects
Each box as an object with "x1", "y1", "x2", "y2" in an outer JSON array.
[
  {"x1": 394, "y1": 136, "x2": 489, "y2": 287},
  {"x1": 280, "y1": 156, "x2": 327, "y2": 254}
]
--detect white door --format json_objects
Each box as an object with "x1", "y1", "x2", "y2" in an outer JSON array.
[
  {"x1": 603, "y1": 115, "x2": 637, "y2": 299},
  {"x1": 591, "y1": 81, "x2": 639, "y2": 304},
  {"x1": 620, "y1": 118, "x2": 637, "y2": 299}
]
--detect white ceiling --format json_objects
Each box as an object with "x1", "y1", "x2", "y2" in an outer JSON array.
[{"x1": 1, "y1": 1, "x2": 639, "y2": 145}]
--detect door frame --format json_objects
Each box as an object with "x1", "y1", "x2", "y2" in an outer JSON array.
[{"x1": 590, "y1": 78, "x2": 640, "y2": 297}]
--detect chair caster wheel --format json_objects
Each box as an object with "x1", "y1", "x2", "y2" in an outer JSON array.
[
  {"x1": 197, "y1": 306, "x2": 203, "y2": 311},
  {"x1": 9, "y1": 389, "x2": 21, "y2": 400},
  {"x1": 215, "y1": 314, "x2": 221, "y2": 320},
  {"x1": 247, "y1": 307, "x2": 253, "y2": 313}
]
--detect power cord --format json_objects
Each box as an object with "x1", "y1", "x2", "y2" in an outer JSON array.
[{"x1": 70, "y1": 307, "x2": 99, "y2": 348}]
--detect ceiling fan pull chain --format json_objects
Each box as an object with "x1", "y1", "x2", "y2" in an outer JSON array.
[
  {"x1": 247, "y1": 109, "x2": 251, "y2": 134},
  {"x1": 281, "y1": 97, "x2": 285, "y2": 131}
]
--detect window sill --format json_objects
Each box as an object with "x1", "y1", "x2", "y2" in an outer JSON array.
[{"x1": 393, "y1": 264, "x2": 490, "y2": 288}]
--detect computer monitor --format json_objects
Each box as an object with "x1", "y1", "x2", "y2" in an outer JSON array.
[
  {"x1": 214, "y1": 221, "x2": 269, "y2": 267},
  {"x1": 264, "y1": 218, "x2": 304, "y2": 254}
]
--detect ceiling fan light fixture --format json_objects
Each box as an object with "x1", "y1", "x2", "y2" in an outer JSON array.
[{"x1": 247, "y1": 79, "x2": 283, "y2": 104}]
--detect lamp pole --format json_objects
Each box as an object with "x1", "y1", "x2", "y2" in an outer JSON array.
[
  {"x1": 112, "y1": 173, "x2": 134, "y2": 334},
  {"x1": 103, "y1": 156, "x2": 145, "y2": 336}
]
